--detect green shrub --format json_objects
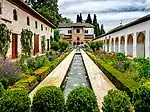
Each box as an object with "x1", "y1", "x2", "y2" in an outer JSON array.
[
  {"x1": 0, "y1": 90, "x2": 31, "y2": 112},
  {"x1": 66, "y1": 87, "x2": 99, "y2": 112},
  {"x1": 59, "y1": 40, "x2": 69, "y2": 52},
  {"x1": 51, "y1": 41, "x2": 59, "y2": 51},
  {"x1": 32, "y1": 86, "x2": 65, "y2": 112},
  {"x1": 0, "y1": 83, "x2": 5, "y2": 97},
  {"x1": 0, "y1": 76, "x2": 9, "y2": 89},
  {"x1": 132, "y1": 84, "x2": 150, "y2": 112},
  {"x1": 87, "y1": 52, "x2": 140, "y2": 93},
  {"x1": 102, "y1": 89, "x2": 132, "y2": 112},
  {"x1": 9, "y1": 75, "x2": 38, "y2": 92}
]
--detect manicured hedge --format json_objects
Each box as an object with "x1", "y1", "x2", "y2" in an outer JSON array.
[
  {"x1": 0, "y1": 90, "x2": 31, "y2": 112},
  {"x1": 9, "y1": 75, "x2": 38, "y2": 92},
  {"x1": 32, "y1": 86, "x2": 65, "y2": 112},
  {"x1": 87, "y1": 52, "x2": 140, "y2": 94},
  {"x1": 132, "y1": 84, "x2": 150, "y2": 112},
  {"x1": 66, "y1": 87, "x2": 99, "y2": 112},
  {"x1": 102, "y1": 89, "x2": 132, "y2": 112}
]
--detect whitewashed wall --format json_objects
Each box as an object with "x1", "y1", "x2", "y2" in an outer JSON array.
[{"x1": 0, "y1": 0, "x2": 54, "y2": 58}]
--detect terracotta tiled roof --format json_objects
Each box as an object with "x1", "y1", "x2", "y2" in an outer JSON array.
[{"x1": 58, "y1": 22, "x2": 94, "y2": 28}]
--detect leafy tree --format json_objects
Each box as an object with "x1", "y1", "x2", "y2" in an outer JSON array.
[
  {"x1": 66, "y1": 87, "x2": 99, "y2": 112},
  {"x1": 132, "y1": 84, "x2": 150, "y2": 112},
  {"x1": 0, "y1": 24, "x2": 11, "y2": 59},
  {"x1": 0, "y1": 90, "x2": 31, "y2": 112},
  {"x1": 102, "y1": 89, "x2": 132, "y2": 112},
  {"x1": 21, "y1": 29, "x2": 33, "y2": 57},
  {"x1": 32, "y1": 86, "x2": 65, "y2": 112},
  {"x1": 54, "y1": 29, "x2": 60, "y2": 42},
  {"x1": 59, "y1": 14, "x2": 71, "y2": 24},
  {"x1": 30, "y1": 0, "x2": 59, "y2": 25},
  {"x1": 76, "y1": 14, "x2": 80, "y2": 23},
  {"x1": 86, "y1": 14, "x2": 92, "y2": 24},
  {"x1": 79, "y1": 13, "x2": 83, "y2": 23}
]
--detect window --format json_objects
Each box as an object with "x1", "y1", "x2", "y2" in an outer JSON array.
[
  {"x1": 45, "y1": 27, "x2": 47, "y2": 31},
  {"x1": 77, "y1": 29, "x2": 80, "y2": 33},
  {"x1": 0, "y1": 2, "x2": 2, "y2": 14},
  {"x1": 85, "y1": 30, "x2": 88, "y2": 33},
  {"x1": 13, "y1": 9, "x2": 18, "y2": 21},
  {"x1": 27, "y1": 17, "x2": 30, "y2": 26},
  {"x1": 77, "y1": 37, "x2": 80, "y2": 41},
  {"x1": 35, "y1": 21, "x2": 38, "y2": 29},
  {"x1": 41, "y1": 24, "x2": 43, "y2": 31},
  {"x1": 68, "y1": 30, "x2": 72, "y2": 34}
]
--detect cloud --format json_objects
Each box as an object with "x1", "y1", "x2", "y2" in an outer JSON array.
[{"x1": 58, "y1": 0, "x2": 150, "y2": 31}]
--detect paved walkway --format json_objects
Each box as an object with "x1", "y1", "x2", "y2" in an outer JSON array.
[
  {"x1": 29, "y1": 50, "x2": 76, "y2": 99},
  {"x1": 81, "y1": 49, "x2": 116, "y2": 112}
]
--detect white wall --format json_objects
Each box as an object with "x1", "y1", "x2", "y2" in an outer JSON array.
[
  {"x1": 59, "y1": 28, "x2": 72, "y2": 35},
  {"x1": 95, "y1": 20, "x2": 150, "y2": 58},
  {"x1": 0, "y1": 0, "x2": 54, "y2": 58},
  {"x1": 84, "y1": 28, "x2": 94, "y2": 35}
]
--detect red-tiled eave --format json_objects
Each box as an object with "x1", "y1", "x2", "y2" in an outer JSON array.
[{"x1": 7, "y1": 0, "x2": 57, "y2": 29}]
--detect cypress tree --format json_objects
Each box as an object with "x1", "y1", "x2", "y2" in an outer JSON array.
[
  {"x1": 100, "y1": 24, "x2": 105, "y2": 35},
  {"x1": 79, "y1": 13, "x2": 83, "y2": 23},
  {"x1": 86, "y1": 14, "x2": 92, "y2": 24},
  {"x1": 76, "y1": 14, "x2": 80, "y2": 23},
  {"x1": 93, "y1": 14, "x2": 97, "y2": 26}
]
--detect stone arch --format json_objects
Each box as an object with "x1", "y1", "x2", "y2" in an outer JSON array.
[
  {"x1": 111, "y1": 38, "x2": 114, "y2": 52},
  {"x1": 127, "y1": 34, "x2": 133, "y2": 57},
  {"x1": 73, "y1": 42, "x2": 76, "y2": 45},
  {"x1": 120, "y1": 36, "x2": 125, "y2": 53},
  {"x1": 115, "y1": 37, "x2": 119, "y2": 52},
  {"x1": 136, "y1": 32, "x2": 145, "y2": 57}
]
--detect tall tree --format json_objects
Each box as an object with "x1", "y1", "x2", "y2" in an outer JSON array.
[
  {"x1": 86, "y1": 14, "x2": 92, "y2": 24},
  {"x1": 30, "y1": 0, "x2": 59, "y2": 25},
  {"x1": 79, "y1": 13, "x2": 83, "y2": 23},
  {"x1": 93, "y1": 14, "x2": 100, "y2": 37},
  {"x1": 100, "y1": 24, "x2": 105, "y2": 35},
  {"x1": 76, "y1": 14, "x2": 80, "y2": 23}
]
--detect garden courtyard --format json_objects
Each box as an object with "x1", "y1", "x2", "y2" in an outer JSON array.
[{"x1": 0, "y1": 39, "x2": 149, "y2": 112}]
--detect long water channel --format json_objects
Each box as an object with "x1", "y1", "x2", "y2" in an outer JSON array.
[{"x1": 63, "y1": 50, "x2": 91, "y2": 99}]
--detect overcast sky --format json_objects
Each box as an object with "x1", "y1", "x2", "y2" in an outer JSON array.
[{"x1": 58, "y1": 0, "x2": 150, "y2": 31}]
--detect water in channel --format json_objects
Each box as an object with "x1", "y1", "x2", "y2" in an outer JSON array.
[{"x1": 63, "y1": 52, "x2": 91, "y2": 99}]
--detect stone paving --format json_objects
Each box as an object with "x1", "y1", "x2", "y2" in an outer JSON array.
[
  {"x1": 29, "y1": 50, "x2": 76, "y2": 99},
  {"x1": 80, "y1": 49, "x2": 116, "y2": 112}
]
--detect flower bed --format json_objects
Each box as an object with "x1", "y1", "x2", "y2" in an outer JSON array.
[
  {"x1": 87, "y1": 52, "x2": 141, "y2": 95},
  {"x1": 9, "y1": 51, "x2": 71, "y2": 92}
]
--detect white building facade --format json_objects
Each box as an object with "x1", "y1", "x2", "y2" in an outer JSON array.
[
  {"x1": 0, "y1": 0, "x2": 56, "y2": 59},
  {"x1": 94, "y1": 15, "x2": 150, "y2": 58}
]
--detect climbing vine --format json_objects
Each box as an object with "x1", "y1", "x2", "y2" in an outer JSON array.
[
  {"x1": 0, "y1": 24, "x2": 11, "y2": 59},
  {"x1": 41, "y1": 35, "x2": 46, "y2": 53},
  {"x1": 21, "y1": 29, "x2": 33, "y2": 57}
]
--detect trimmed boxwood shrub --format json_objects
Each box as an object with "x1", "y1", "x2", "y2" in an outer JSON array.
[
  {"x1": 66, "y1": 87, "x2": 99, "y2": 112},
  {"x1": 102, "y1": 89, "x2": 132, "y2": 112},
  {"x1": 32, "y1": 86, "x2": 65, "y2": 112},
  {"x1": 0, "y1": 90, "x2": 31, "y2": 112},
  {"x1": 132, "y1": 84, "x2": 150, "y2": 112}
]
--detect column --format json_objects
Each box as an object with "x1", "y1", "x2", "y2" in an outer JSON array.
[
  {"x1": 133, "y1": 32, "x2": 137, "y2": 58},
  {"x1": 105, "y1": 38, "x2": 107, "y2": 52},
  {"x1": 118, "y1": 36, "x2": 121, "y2": 52},
  {"x1": 125, "y1": 34, "x2": 128, "y2": 56},
  {"x1": 109, "y1": 38, "x2": 112, "y2": 52},
  {"x1": 145, "y1": 29, "x2": 150, "y2": 58},
  {"x1": 114, "y1": 38, "x2": 116, "y2": 52}
]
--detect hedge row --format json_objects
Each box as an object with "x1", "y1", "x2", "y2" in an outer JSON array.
[
  {"x1": 87, "y1": 52, "x2": 140, "y2": 94},
  {"x1": 0, "y1": 86, "x2": 99, "y2": 112},
  {"x1": 9, "y1": 51, "x2": 70, "y2": 92}
]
